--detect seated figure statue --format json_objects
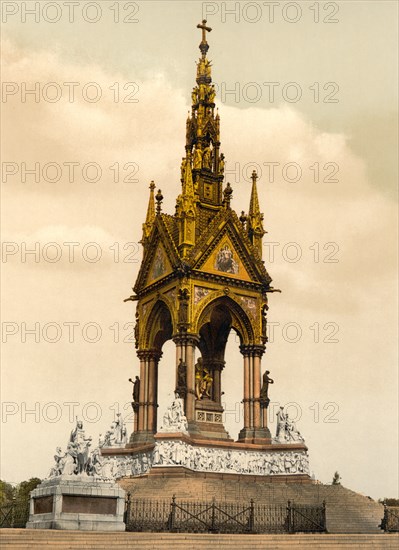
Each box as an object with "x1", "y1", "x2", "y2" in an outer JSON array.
[{"x1": 160, "y1": 393, "x2": 189, "y2": 433}]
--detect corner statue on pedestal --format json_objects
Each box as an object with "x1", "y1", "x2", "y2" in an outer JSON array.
[
  {"x1": 28, "y1": 419, "x2": 126, "y2": 531},
  {"x1": 48, "y1": 419, "x2": 95, "y2": 478},
  {"x1": 68, "y1": 419, "x2": 92, "y2": 474},
  {"x1": 275, "y1": 406, "x2": 305, "y2": 443},
  {"x1": 99, "y1": 414, "x2": 128, "y2": 448}
]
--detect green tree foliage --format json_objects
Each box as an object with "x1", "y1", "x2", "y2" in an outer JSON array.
[
  {"x1": 15, "y1": 478, "x2": 41, "y2": 502},
  {"x1": 379, "y1": 498, "x2": 399, "y2": 506},
  {"x1": 0, "y1": 480, "x2": 14, "y2": 505},
  {"x1": 0, "y1": 478, "x2": 41, "y2": 506}
]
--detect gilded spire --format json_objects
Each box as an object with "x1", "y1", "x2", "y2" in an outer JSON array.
[
  {"x1": 248, "y1": 170, "x2": 265, "y2": 258},
  {"x1": 184, "y1": 21, "x2": 224, "y2": 211},
  {"x1": 194, "y1": 19, "x2": 214, "y2": 100},
  {"x1": 249, "y1": 170, "x2": 261, "y2": 220},
  {"x1": 142, "y1": 181, "x2": 156, "y2": 242}
]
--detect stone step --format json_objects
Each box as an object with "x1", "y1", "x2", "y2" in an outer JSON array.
[{"x1": 1, "y1": 531, "x2": 398, "y2": 549}]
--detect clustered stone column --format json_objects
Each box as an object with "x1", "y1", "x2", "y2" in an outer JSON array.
[
  {"x1": 239, "y1": 344, "x2": 270, "y2": 442},
  {"x1": 131, "y1": 349, "x2": 162, "y2": 443},
  {"x1": 212, "y1": 359, "x2": 225, "y2": 403},
  {"x1": 173, "y1": 334, "x2": 199, "y2": 427}
]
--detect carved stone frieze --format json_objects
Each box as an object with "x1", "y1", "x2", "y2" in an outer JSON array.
[{"x1": 99, "y1": 439, "x2": 310, "y2": 479}]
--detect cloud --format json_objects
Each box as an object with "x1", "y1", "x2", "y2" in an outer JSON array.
[
  {"x1": 1, "y1": 224, "x2": 131, "y2": 270},
  {"x1": 2, "y1": 34, "x2": 396, "y2": 319},
  {"x1": 2, "y1": 36, "x2": 186, "y2": 198}
]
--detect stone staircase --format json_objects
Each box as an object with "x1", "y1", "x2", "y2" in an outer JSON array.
[
  {"x1": 118, "y1": 474, "x2": 384, "y2": 534},
  {"x1": 1, "y1": 530, "x2": 398, "y2": 549}
]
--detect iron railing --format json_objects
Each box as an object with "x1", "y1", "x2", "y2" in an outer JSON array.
[
  {"x1": 0, "y1": 499, "x2": 30, "y2": 528},
  {"x1": 124, "y1": 494, "x2": 327, "y2": 534},
  {"x1": 286, "y1": 500, "x2": 326, "y2": 533},
  {"x1": 380, "y1": 506, "x2": 399, "y2": 532}
]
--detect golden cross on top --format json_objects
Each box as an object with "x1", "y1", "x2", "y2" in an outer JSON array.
[
  {"x1": 251, "y1": 170, "x2": 258, "y2": 184},
  {"x1": 197, "y1": 19, "x2": 212, "y2": 42}
]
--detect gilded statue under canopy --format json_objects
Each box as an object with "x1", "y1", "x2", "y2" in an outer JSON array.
[{"x1": 195, "y1": 357, "x2": 213, "y2": 400}]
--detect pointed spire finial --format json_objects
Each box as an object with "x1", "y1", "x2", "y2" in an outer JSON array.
[
  {"x1": 248, "y1": 171, "x2": 265, "y2": 257},
  {"x1": 197, "y1": 19, "x2": 212, "y2": 57},
  {"x1": 249, "y1": 170, "x2": 260, "y2": 217},
  {"x1": 142, "y1": 181, "x2": 156, "y2": 243}
]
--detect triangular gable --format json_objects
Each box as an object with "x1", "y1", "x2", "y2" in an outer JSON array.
[
  {"x1": 147, "y1": 242, "x2": 172, "y2": 285},
  {"x1": 134, "y1": 216, "x2": 179, "y2": 293},
  {"x1": 200, "y1": 235, "x2": 252, "y2": 281},
  {"x1": 188, "y1": 211, "x2": 272, "y2": 287}
]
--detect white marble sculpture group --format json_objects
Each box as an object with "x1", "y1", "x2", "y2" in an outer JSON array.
[
  {"x1": 274, "y1": 406, "x2": 305, "y2": 443},
  {"x1": 49, "y1": 419, "x2": 94, "y2": 478},
  {"x1": 99, "y1": 413, "x2": 128, "y2": 448},
  {"x1": 159, "y1": 394, "x2": 189, "y2": 434},
  {"x1": 48, "y1": 415, "x2": 127, "y2": 481},
  {"x1": 48, "y1": 404, "x2": 308, "y2": 482}
]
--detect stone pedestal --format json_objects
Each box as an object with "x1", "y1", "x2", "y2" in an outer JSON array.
[
  {"x1": 194, "y1": 398, "x2": 232, "y2": 440},
  {"x1": 26, "y1": 476, "x2": 126, "y2": 531},
  {"x1": 238, "y1": 426, "x2": 272, "y2": 444}
]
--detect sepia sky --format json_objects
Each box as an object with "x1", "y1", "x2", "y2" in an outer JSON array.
[{"x1": 1, "y1": 1, "x2": 398, "y2": 500}]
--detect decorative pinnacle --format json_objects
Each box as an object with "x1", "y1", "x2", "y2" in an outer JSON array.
[
  {"x1": 248, "y1": 169, "x2": 265, "y2": 241},
  {"x1": 156, "y1": 189, "x2": 163, "y2": 214},
  {"x1": 223, "y1": 182, "x2": 233, "y2": 208},
  {"x1": 197, "y1": 19, "x2": 212, "y2": 57},
  {"x1": 142, "y1": 180, "x2": 156, "y2": 241},
  {"x1": 249, "y1": 170, "x2": 261, "y2": 218}
]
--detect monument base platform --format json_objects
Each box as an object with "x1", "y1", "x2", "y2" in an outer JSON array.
[
  {"x1": 145, "y1": 465, "x2": 312, "y2": 484},
  {"x1": 100, "y1": 432, "x2": 310, "y2": 480},
  {"x1": 26, "y1": 476, "x2": 126, "y2": 531}
]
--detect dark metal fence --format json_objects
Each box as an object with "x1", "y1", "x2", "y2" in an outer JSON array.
[
  {"x1": 124, "y1": 494, "x2": 327, "y2": 534},
  {"x1": 286, "y1": 500, "x2": 326, "y2": 533},
  {"x1": 0, "y1": 499, "x2": 30, "y2": 528},
  {"x1": 380, "y1": 506, "x2": 399, "y2": 532}
]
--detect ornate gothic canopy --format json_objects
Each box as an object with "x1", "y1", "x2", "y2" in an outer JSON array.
[{"x1": 126, "y1": 21, "x2": 281, "y2": 446}]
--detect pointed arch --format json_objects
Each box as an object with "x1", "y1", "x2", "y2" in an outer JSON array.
[
  {"x1": 143, "y1": 299, "x2": 174, "y2": 351},
  {"x1": 195, "y1": 294, "x2": 255, "y2": 348}
]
